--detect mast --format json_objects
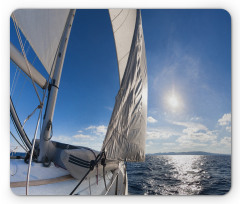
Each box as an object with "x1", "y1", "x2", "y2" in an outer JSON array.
[{"x1": 38, "y1": 9, "x2": 76, "y2": 162}]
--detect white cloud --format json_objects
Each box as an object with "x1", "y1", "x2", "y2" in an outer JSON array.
[
  {"x1": 171, "y1": 120, "x2": 217, "y2": 146},
  {"x1": 146, "y1": 141, "x2": 154, "y2": 147},
  {"x1": 163, "y1": 143, "x2": 175, "y2": 146},
  {"x1": 177, "y1": 130, "x2": 217, "y2": 143},
  {"x1": 226, "y1": 126, "x2": 231, "y2": 132},
  {"x1": 86, "y1": 125, "x2": 107, "y2": 137},
  {"x1": 52, "y1": 134, "x2": 102, "y2": 150},
  {"x1": 146, "y1": 128, "x2": 179, "y2": 140},
  {"x1": 147, "y1": 116, "x2": 158, "y2": 123},
  {"x1": 105, "y1": 106, "x2": 113, "y2": 111},
  {"x1": 52, "y1": 135, "x2": 73, "y2": 144},
  {"x1": 73, "y1": 133, "x2": 93, "y2": 140},
  {"x1": 190, "y1": 117, "x2": 200, "y2": 121},
  {"x1": 148, "y1": 141, "x2": 153, "y2": 145},
  {"x1": 172, "y1": 121, "x2": 208, "y2": 132},
  {"x1": 220, "y1": 137, "x2": 231, "y2": 146},
  {"x1": 218, "y1": 113, "x2": 231, "y2": 126},
  {"x1": 52, "y1": 125, "x2": 108, "y2": 151}
]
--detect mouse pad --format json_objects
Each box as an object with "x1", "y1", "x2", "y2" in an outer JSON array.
[{"x1": 10, "y1": 9, "x2": 231, "y2": 195}]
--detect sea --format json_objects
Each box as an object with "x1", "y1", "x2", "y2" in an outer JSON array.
[{"x1": 127, "y1": 155, "x2": 231, "y2": 195}]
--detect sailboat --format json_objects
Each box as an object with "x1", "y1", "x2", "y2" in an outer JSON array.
[{"x1": 10, "y1": 9, "x2": 148, "y2": 195}]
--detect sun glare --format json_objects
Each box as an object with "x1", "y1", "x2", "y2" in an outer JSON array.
[
  {"x1": 165, "y1": 86, "x2": 183, "y2": 112},
  {"x1": 168, "y1": 94, "x2": 179, "y2": 108}
]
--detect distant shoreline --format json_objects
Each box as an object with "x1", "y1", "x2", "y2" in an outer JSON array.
[{"x1": 147, "y1": 151, "x2": 230, "y2": 156}]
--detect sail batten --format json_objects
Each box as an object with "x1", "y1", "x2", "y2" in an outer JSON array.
[
  {"x1": 102, "y1": 10, "x2": 148, "y2": 162},
  {"x1": 12, "y1": 9, "x2": 70, "y2": 75}
]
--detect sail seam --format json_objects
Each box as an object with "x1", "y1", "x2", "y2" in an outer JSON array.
[
  {"x1": 113, "y1": 10, "x2": 130, "y2": 34},
  {"x1": 111, "y1": 9, "x2": 124, "y2": 22}
]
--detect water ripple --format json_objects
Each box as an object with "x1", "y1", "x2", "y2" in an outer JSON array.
[{"x1": 127, "y1": 155, "x2": 231, "y2": 195}]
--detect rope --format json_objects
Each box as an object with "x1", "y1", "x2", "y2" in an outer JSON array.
[
  {"x1": 10, "y1": 39, "x2": 27, "y2": 96},
  {"x1": 10, "y1": 66, "x2": 19, "y2": 95},
  {"x1": 10, "y1": 131, "x2": 28, "y2": 152},
  {"x1": 89, "y1": 177, "x2": 91, "y2": 195},
  {"x1": 15, "y1": 77, "x2": 26, "y2": 106},
  {"x1": 10, "y1": 111, "x2": 29, "y2": 151},
  {"x1": 12, "y1": 14, "x2": 42, "y2": 103},
  {"x1": 24, "y1": 64, "x2": 54, "y2": 195},
  {"x1": 23, "y1": 103, "x2": 43, "y2": 128},
  {"x1": 69, "y1": 169, "x2": 91, "y2": 195},
  {"x1": 102, "y1": 161, "x2": 107, "y2": 191},
  {"x1": 105, "y1": 171, "x2": 119, "y2": 195},
  {"x1": 11, "y1": 68, "x2": 20, "y2": 97},
  {"x1": 15, "y1": 55, "x2": 37, "y2": 107},
  {"x1": 25, "y1": 107, "x2": 43, "y2": 195},
  {"x1": 25, "y1": 60, "x2": 56, "y2": 195},
  {"x1": 69, "y1": 151, "x2": 106, "y2": 195}
]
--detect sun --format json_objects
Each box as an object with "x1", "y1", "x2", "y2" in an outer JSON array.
[
  {"x1": 164, "y1": 87, "x2": 182, "y2": 112},
  {"x1": 168, "y1": 94, "x2": 179, "y2": 108}
]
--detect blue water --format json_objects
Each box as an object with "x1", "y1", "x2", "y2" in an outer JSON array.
[{"x1": 127, "y1": 155, "x2": 231, "y2": 195}]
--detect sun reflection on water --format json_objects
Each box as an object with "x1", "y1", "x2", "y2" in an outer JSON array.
[
  {"x1": 142, "y1": 155, "x2": 209, "y2": 195},
  {"x1": 128, "y1": 155, "x2": 231, "y2": 195},
  {"x1": 163, "y1": 155, "x2": 206, "y2": 195}
]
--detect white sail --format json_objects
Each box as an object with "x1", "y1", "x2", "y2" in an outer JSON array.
[
  {"x1": 12, "y1": 9, "x2": 70, "y2": 75},
  {"x1": 102, "y1": 10, "x2": 148, "y2": 162},
  {"x1": 109, "y1": 9, "x2": 137, "y2": 84}
]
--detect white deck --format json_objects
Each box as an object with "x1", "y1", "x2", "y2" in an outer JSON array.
[{"x1": 10, "y1": 159, "x2": 127, "y2": 195}]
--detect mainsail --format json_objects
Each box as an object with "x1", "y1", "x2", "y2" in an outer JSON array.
[
  {"x1": 12, "y1": 9, "x2": 70, "y2": 75},
  {"x1": 102, "y1": 10, "x2": 148, "y2": 162}
]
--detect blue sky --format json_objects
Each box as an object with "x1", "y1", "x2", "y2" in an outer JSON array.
[{"x1": 10, "y1": 9, "x2": 231, "y2": 154}]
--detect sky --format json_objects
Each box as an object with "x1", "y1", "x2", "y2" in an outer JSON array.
[{"x1": 10, "y1": 9, "x2": 231, "y2": 154}]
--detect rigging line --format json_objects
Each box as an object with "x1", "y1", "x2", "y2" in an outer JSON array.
[
  {"x1": 10, "y1": 112, "x2": 29, "y2": 151},
  {"x1": 69, "y1": 169, "x2": 91, "y2": 195},
  {"x1": 89, "y1": 177, "x2": 91, "y2": 195},
  {"x1": 25, "y1": 107, "x2": 43, "y2": 195},
  {"x1": 10, "y1": 66, "x2": 19, "y2": 94},
  {"x1": 15, "y1": 54, "x2": 38, "y2": 107},
  {"x1": 15, "y1": 77, "x2": 26, "y2": 107},
  {"x1": 10, "y1": 96, "x2": 32, "y2": 145},
  {"x1": 25, "y1": 52, "x2": 56, "y2": 195},
  {"x1": 12, "y1": 14, "x2": 42, "y2": 104},
  {"x1": 23, "y1": 104, "x2": 43, "y2": 128},
  {"x1": 103, "y1": 165, "x2": 107, "y2": 191},
  {"x1": 25, "y1": 85, "x2": 51, "y2": 195},
  {"x1": 105, "y1": 171, "x2": 119, "y2": 195},
  {"x1": 69, "y1": 151, "x2": 105, "y2": 195},
  {"x1": 11, "y1": 62, "x2": 32, "y2": 84},
  {"x1": 10, "y1": 146, "x2": 18, "y2": 155},
  {"x1": 22, "y1": 107, "x2": 37, "y2": 127},
  {"x1": 25, "y1": 74, "x2": 52, "y2": 194},
  {"x1": 11, "y1": 38, "x2": 28, "y2": 96},
  {"x1": 11, "y1": 67, "x2": 20, "y2": 97},
  {"x1": 10, "y1": 131, "x2": 28, "y2": 153}
]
